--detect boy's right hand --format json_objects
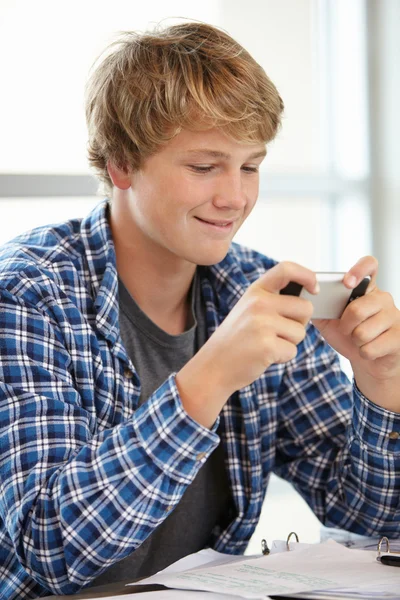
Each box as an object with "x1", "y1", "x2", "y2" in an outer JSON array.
[{"x1": 176, "y1": 262, "x2": 318, "y2": 428}]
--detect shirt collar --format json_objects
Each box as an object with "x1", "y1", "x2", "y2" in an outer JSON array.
[
  {"x1": 207, "y1": 247, "x2": 251, "y2": 316},
  {"x1": 80, "y1": 200, "x2": 120, "y2": 343},
  {"x1": 80, "y1": 200, "x2": 251, "y2": 341}
]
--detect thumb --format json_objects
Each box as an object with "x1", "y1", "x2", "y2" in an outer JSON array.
[{"x1": 255, "y1": 261, "x2": 319, "y2": 295}]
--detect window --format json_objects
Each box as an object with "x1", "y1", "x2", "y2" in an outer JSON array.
[
  {"x1": 0, "y1": 1, "x2": 371, "y2": 269},
  {"x1": 0, "y1": 0, "x2": 373, "y2": 549}
]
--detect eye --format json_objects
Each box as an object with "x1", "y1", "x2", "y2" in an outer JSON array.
[
  {"x1": 241, "y1": 165, "x2": 259, "y2": 173},
  {"x1": 188, "y1": 165, "x2": 214, "y2": 173}
]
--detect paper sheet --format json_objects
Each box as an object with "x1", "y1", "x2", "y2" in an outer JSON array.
[
  {"x1": 136, "y1": 540, "x2": 400, "y2": 600},
  {"x1": 97, "y1": 591, "x2": 242, "y2": 600},
  {"x1": 156, "y1": 547, "x2": 254, "y2": 574}
]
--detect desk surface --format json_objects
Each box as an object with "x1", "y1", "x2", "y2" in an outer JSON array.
[
  {"x1": 41, "y1": 580, "x2": 167, "y2": 599},
  {"x1": 41, "y1": 582, "x2": 291, "y2": 600}
]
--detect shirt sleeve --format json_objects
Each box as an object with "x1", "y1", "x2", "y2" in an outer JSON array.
[
  {"x1": 274, "y1": 322, "x2": 400, "y2": 536},
  {"x1": 0, "y1": 289, "x2": 219, "y2": 594}
]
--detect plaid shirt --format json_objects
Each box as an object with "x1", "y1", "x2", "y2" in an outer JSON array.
[{"x1": 0, "y1": 201, "x2": 399, "y2": 599}]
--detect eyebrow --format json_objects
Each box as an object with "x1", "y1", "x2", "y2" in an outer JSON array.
[{"x1": 182, "y1": 148, "x2": 267, "y2": 160}]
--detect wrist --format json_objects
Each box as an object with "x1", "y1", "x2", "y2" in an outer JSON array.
[
  {"x1": 176, "y1": 349, "x2": 232, "y2": 428},
  {"x1": 353, "y1": 369, "x2": 400, "y2": 413}
]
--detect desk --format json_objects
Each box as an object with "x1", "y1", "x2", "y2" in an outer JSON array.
[
  {"x1": 39, "y1": 530, "x2": 375, "y2": 599},
  {"x1": 41, "y1": 581, "x2": 167, "y2": 599},
  {"x1": 41, "y1": 583, "x2": 291, "y2": 600}
]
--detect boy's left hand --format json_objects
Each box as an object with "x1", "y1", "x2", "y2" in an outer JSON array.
[{"x1": 313, "y1": 256, "x2": 400, "y2": 412}]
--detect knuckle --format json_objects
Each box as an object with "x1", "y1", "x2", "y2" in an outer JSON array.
[
  {"x1": 382, "y1": 290, "x2": 394, "y2": 307},
  {"x1": 275, "y1": 343, "x2": 297, "y2": 363},
  {"x1": 352, "y1": 324, "x2": 369, "y2": 345},
  {"x1": 299, "y1": 330, "x2": 307, "y2": 346},
  {"x1": 262, "y1": 343, "x2": 274, "y2": 365},
  {"x1": 303, "y1": 299, "x2": 314, "y2": 321},
  {"x1": 349, "y1": 302, "x2": 366, "y2": 322},
  {"x1": 286, "y1": 344, "x2": 298, "y2": 361},
  {"x1": 278, "y1": 261, "x2": 291, "y2": 273},
  {"x1": 359, "y1": 343, "x2": 376, "y2": 360},
  {"x1": 277, "y1": 261, "x2": 296, "y2": 280},
  {"x1": 294, "y1": 322, "x2": 307, "y2": 344},
  {"x1": 244, "y1": 293, "x2": 262, "y2": 315}
]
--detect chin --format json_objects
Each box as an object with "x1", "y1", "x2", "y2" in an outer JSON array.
[{"x1": 194, "y1": 248, "x2": 231, "y2": 266}]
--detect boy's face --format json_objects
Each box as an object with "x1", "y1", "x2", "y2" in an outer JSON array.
[{"x1": 116, "y1": 127, "x2": 266, "y2": 267}]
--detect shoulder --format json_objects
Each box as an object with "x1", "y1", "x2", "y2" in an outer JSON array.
[
  {"x1": 0, "y1": 217, "x2": 83, "y2": 271},
  {"x1": 0, "y1": 217, "x2": 86, "y2": 306},
  {"x1": 0, "y1": 201, "x2": 109, "y2": 304}
]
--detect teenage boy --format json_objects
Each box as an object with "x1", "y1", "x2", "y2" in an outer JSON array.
[{"x1": 1, "y1": 22, "x2": 400, "y2": 600}]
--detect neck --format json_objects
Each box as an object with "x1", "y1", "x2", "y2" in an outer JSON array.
[{"x1": 109, "y1": 196, "x2": 196, "y2": 335}]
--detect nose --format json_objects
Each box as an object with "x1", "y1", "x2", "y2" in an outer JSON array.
[{"x1": 212, "y1": 172, "x2": 248, "y2": 210}]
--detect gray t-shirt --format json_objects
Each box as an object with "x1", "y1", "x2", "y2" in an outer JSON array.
[{"x1": 88, "y1": 271, "x2": 230, "y2": 586}]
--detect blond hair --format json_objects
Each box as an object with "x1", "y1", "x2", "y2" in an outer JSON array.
[{"x1": 85, "y1": 21, "x2": 284, "y2": 196}]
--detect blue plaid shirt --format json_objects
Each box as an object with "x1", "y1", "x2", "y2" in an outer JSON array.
[{"x1": 1, "y1": 201, "x2": 400, "y2": 599}]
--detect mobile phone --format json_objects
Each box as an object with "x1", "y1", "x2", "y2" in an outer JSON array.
[{"x1": 280, "y1": 273, "x2": 371, "y2": 319}]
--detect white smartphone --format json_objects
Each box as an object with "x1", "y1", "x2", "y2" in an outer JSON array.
[{"x1": 280, "y1": 272, "x2": 371, "y2": 319}]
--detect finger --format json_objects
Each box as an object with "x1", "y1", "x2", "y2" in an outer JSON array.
[
  {"x1": 349, "y1": 310, "x2": 394, "y2": 349},
  {"x1": 257, "y1": 261, "x2": 318, "y2": 295},
  {"x1": 358, "y1": 327, "x2": 400, "y2": 361},
  {"x1": 268, "y1": 314, "x2": 308, "y2": 346},
  {"x1": 271, "y1": 337, "x2": 299, "y2": 364},
  {"x1": 340, "y1": 290, "x2": 393, "y2": 336},
  {"x1": 276, "y1": 294, "x2": 314, "y2": 326},
  {"x1": 343, "y1": 255, "x2": 378, "y2": 291}
]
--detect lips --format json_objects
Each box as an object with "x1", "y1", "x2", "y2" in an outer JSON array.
[{"x1": 195, "y1": 217, "x2": 235, "y2": 227}]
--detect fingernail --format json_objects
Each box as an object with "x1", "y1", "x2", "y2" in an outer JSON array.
[
  {"x1": 314, "y1": 282, "x2": 320, "y2": 294},
  {"x1": 347, "y1": 275, "x2": 357, "y2": 288}
]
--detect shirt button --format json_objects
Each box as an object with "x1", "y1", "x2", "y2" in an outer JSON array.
[
  {"x1": 124, "y1": 368, "x2": 133, "y2": 379},
  {"x1": 388, "y1": 431, "x2": 399, "y2": 440},
  {"x1": 196, "y1": 452, "x2": 207, "y2": 461}
]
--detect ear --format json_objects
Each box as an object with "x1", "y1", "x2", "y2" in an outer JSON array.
[{"x1": 107, "y1": 161, "x2": 132, "y2": 190}]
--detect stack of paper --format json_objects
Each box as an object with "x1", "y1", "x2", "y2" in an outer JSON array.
[{"x1": 134, "y1": 540, "x2": 400, "y2": 600}]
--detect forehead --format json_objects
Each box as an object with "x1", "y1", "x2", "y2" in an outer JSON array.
[{"x1": 161, "y1": 127, "x2": 266, "y2": 160}]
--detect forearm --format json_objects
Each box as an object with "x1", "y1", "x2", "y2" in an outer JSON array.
[
  {"x1": 352, "y1": 367, "x2": 400, "y2": 413},
  {"x1": 2, "y1": 375, "x2": 218, "y2": 593},
  {"x1": 176, "y1": 344, "x2": 232, "y2": 428},
  {"x1": 274, "y1": 325, "x2": 400, "y2": 536},
  {"x1": 278, "y1": 382, "x2": 400, "y2": 536},
  {"x1": 329, "y1": 385, "x2": 400, "y2": 534}
]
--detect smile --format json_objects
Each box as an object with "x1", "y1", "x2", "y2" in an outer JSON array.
[{"x1": 195, "y1": 217, "x2": 235, "y2": 231}]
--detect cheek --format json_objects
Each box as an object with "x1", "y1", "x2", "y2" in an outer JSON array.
[
  {"x1": 179, "y1": 178, "x2": 209, "y2": 210},
  {"x1": 244, "y1": 192, "x2": 258, "y2": 217}
]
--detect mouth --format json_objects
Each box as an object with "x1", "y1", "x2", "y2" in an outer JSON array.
[{"x1": 194, "y1": 217, "x2": 236, "y2": 231}]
